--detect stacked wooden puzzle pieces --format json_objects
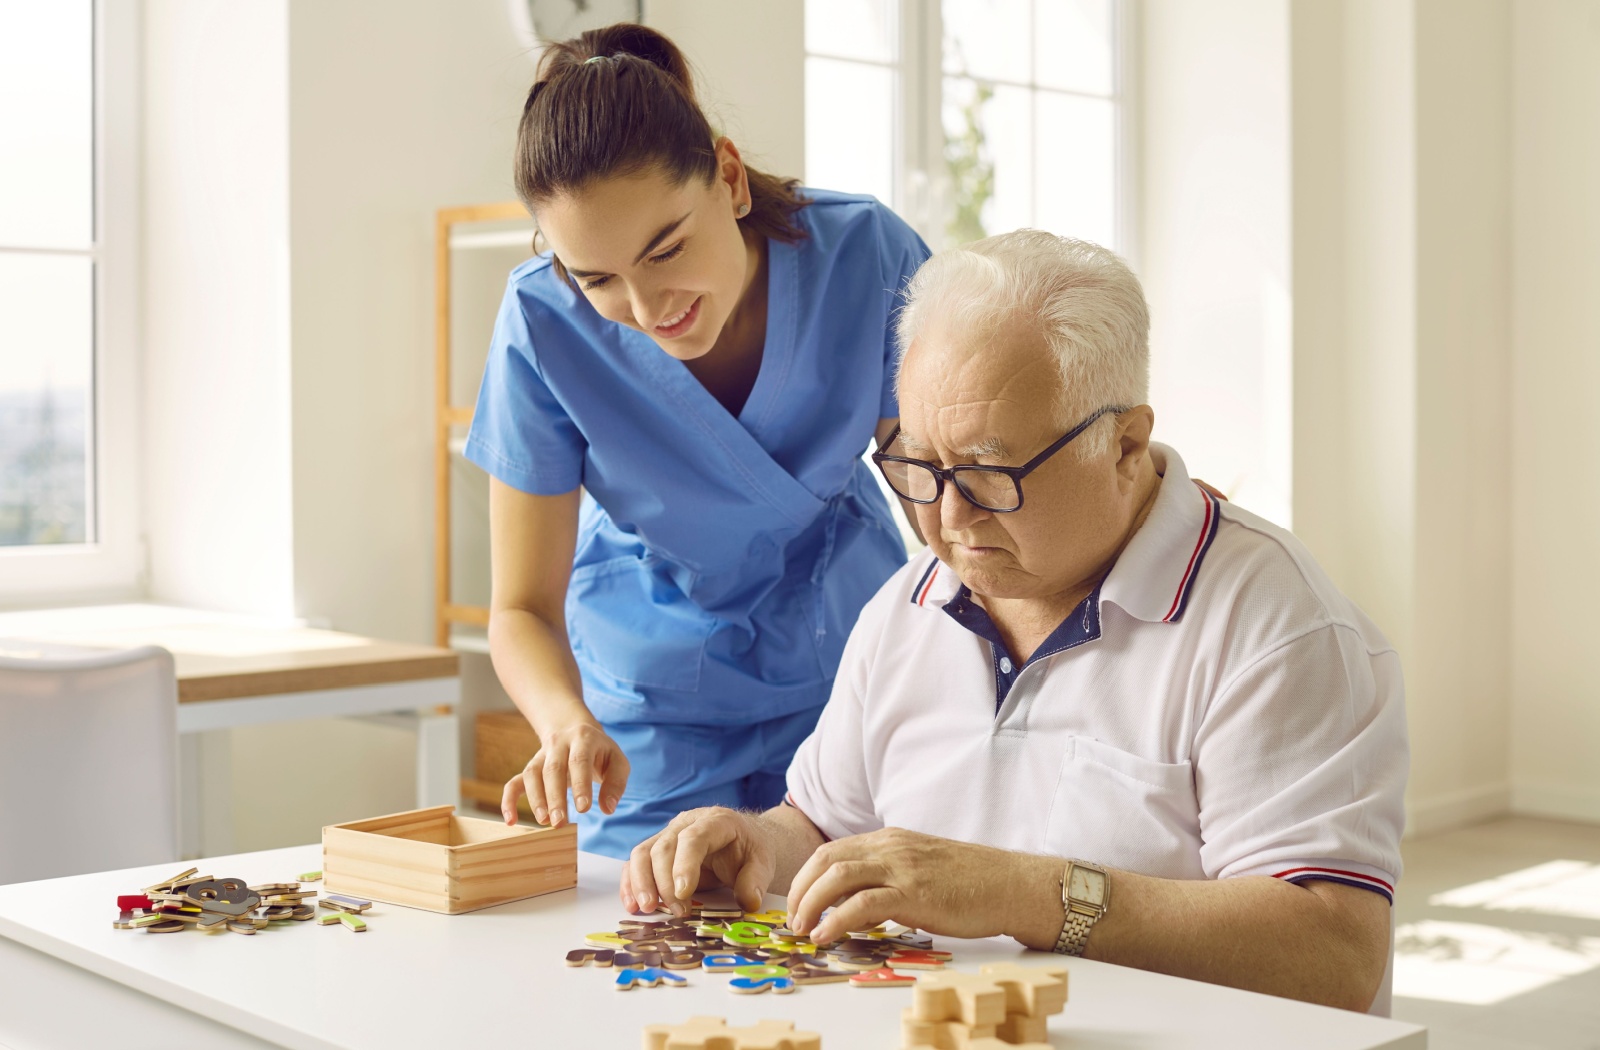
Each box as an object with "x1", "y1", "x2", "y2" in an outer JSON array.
[
  {"x1": 110, "y1": 867, "x2": 368, "y2": 935},
  {"x1": 900, "y1": 962, "x2": 1068, "y2": 1049},
  {"x1": 570, "y1": 900, "x2": 950, "y2": 994}
]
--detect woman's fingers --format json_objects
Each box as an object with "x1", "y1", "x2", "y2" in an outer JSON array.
[
  {"x1": 540, "y1": 743, "x2": 571, "y2": 827},
  {"x1": 499, "y1": 774, "x2": 526, "y2": 826},
  {"x1": 519, "y1": 755, "x2": 550, "y2": 826},
  {"x1": 597, "y1": 748, "x2": 630, "y2": 815},
  {"x1": 567, "y1": 744, "x2": 594, "y2": 814}
]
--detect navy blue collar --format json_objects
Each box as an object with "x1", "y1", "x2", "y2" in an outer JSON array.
[{"x1": 942, "y1": 582, "x2": 1103, "y2": 711}]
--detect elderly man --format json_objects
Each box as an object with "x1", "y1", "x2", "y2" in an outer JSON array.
[{"x1": 620, "y1": 231, "x2": 1408, "y2": 1015}]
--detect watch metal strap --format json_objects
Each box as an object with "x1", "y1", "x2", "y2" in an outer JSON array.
[{"x1": 1053, "y1": 908, "x2": 1096, "y2": 956}]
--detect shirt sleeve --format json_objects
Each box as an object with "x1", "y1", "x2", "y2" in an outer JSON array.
[
  {"x1": 1192, "y1": 622, "x2": 1408, "y2": 902},
  {"x1": 461, "y1": 275, "x2": 587, "y2": 495},
  {"x1": 785, "y1": 584, "x2": 894, "y2": 841},
  {"x1": 875, "y1": 205, "x2": 933, "y2": 419}
]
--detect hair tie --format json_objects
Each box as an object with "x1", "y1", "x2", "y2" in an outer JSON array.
[{"x1": 584, "y1": 55, "x2": 607, "y2": 65}]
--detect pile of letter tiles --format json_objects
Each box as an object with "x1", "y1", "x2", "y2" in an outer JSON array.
[
  {"x1": 110, "y1": 866, "x2": 370, "y2": 935},
  {"x1": 569, "y1": 899, "x2": 957, "y2": 994}
]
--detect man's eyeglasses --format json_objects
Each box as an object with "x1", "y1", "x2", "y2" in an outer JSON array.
[{"x1": 872, "y1": 406, "x2": 1125, "y2": 513}]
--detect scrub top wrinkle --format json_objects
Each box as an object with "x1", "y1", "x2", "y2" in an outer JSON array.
[{"x1": 466, "y1": 190, "x2": 931, "y2": 728}]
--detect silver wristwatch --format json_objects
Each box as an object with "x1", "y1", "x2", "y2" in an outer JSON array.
[{"x1": 1053, "y1": 860, "x2": 1110, "y2": 957}]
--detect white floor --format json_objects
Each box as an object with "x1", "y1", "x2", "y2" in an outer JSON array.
[{"x1": 1392, "y1": 816, "x2": 1600, "y2": 1049}]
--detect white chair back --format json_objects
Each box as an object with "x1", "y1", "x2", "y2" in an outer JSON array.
[{"x1": 0, "y1": 645, "x2": 178, "y2": 884}]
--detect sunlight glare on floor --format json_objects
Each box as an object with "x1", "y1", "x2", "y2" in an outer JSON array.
[
  {"x1": 1428, "y1": 860, "x2": 1600, "y2": 921},
  {"x1": 1392, "y1": 919, "x2": 1600, "y2": 1005}
]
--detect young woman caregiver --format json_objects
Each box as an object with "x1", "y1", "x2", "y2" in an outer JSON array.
[{"x1": 466, "y1": 23, "x2": 929, "y2": 862}]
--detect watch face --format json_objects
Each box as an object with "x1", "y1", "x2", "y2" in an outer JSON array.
[{"x1": 1068, "y1": 865, "x2": 1105, "y2": 905}]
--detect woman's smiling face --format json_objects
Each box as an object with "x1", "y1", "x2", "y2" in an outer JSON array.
[{"x1": 534, "y1": 140, "x2": 753, "y2": 361}]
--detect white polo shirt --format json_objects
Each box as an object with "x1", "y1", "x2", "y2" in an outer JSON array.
[{"x1": 787, "y1": 442, "x2": 1407, "y2": 903}]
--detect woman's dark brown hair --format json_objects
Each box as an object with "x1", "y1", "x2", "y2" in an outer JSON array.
[{"x1": 517, "y1": 23, "x2": 810, "y2": 282}]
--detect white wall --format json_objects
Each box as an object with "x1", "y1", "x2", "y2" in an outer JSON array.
[
  {"x1": 1509, "y1": 0, "x2": 1600, "y2": 823},
  {"x1": 142, "y1": 0, "x2": 295, "y2": 618},
  {"x1": 1288, "y1": 0, "x2": 1514, "y2": 836},
  {"x1": 648, "y1": 0, "x2": 806, "y2": 180},
  {"x1": 1139, "y1": 0, "x2": 1292, "y2": 527}
]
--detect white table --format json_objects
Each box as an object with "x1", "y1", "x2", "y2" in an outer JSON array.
[
  {"x1": 0, "y1": 844, "x2": 1428, "y2": 1049},
  {"x1": 0, "y1": 604, "x2": 460, "y2": 857}
]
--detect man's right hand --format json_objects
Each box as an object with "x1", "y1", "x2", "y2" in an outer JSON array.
[
  {"x1": 501, "y1": 719, "x2": 630, "y2": 828},
  {"x1": 621, "y1": 807, "x2": 775, "y2": 917}
]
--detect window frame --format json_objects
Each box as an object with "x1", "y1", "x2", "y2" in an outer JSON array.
[
  {"x1": 806, "y1": 0, "x2": 1138, "y2": 259},
  {"x1": 0, "y1": 0, "x2": 144, "y2": 607}
]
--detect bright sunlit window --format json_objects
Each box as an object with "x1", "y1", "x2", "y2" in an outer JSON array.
[
  {"x1": 805, "y1": 0, "x2": 1123, "y2": 253},
  {"x1": 0, "y1": 0, "x2": 95, "y2": 549}
]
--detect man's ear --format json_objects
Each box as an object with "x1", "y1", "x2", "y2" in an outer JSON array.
[{"x1": 1114, "y1": 406, "x2": 1155, "y2": 483}]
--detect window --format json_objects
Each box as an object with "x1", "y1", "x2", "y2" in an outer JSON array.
[
  {"x1": 805, "y1": 0, "x2": 1127, "y2": 254},
  {"x1": 0, "y1": 0, "x2": 141, "y2": 602}
]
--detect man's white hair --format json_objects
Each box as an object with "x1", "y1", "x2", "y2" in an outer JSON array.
[{"x1": 895, "y1": 229, "x2": 1150, "y2": 458}]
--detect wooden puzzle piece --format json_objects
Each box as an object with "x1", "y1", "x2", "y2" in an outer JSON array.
[
  {"x1": 566, "y1": 948, "x2": 616, "y2": 967},
  {"x1": 112, "y1": 911, "x2": 138, "y2": 930},
  {"x1": 318, "y1": 912, "x2": 343, "y2": 925},
  {"x1": 642, "y1": 1017, "x2": 821, "y2": 1050},
  {"x1": 912, "y1": 971, "x2": 1007, "y2": 1027},
  {"x1": 824, "y1": 951, "x2": 892, "y2": 971},
  {"x1": 742, "y1": 909, "x2": 788, "y2": 925},
  {"x1": 290, "y1": 905, "x2": 317, "y2": 920},
  {"x1": 661, "y1": 949, "x2": 705, "y2": 970},
  {"x1": 721, "y1": 921, "x2": 774, "y2": 948},
  {"x1": 249, "y1": 882, "x2": 300, "y2": 894},
  {"x1": 887, "y1": 950, "x2": 953, "y2": 970},
  {"x1": 261, "y1": 906, "x2": 296, "y2": 920},
  {"x1": 338, "y1": 913, "x2": 367, "y2": 932},
  {"x1": 964, "y1": 1040, "x2": 1051, "y2": 1050},
  {"x1": 585, "y1": 931, "x2": 630, "y2": 949},
  {"x1": 728, "y1": 974, "x2": 795, "y2": 994},
  {"x1": 642, "y1": 1015, "x2": 731, "y2": 1050},
  {"x1": 783, "y1": 959, "x2": 850, "y2": 985},
  {"x1": 995, "y1": 1010, "x2": 1049, "y2": 1044},
  {"x1": 615, "y1": 951, "x2": 665, "y2": 969},
  {"x1": 146, "y1": 919, "x2": 187, "y2": 933},
  {"x1": 297, "y1": 870, "x2": 322, "y2": 882},
  {"x1": 848, "y1": 966, "x2": 919, "y2": 989},
  {"x1": 614, "y1": 966, "x2": 688, "y2": 990},
  {"x1": 701, "y1": 952, "x2": 759, "y2": 971},
  {"x1": 130, "y1": 912, "x2": 169, "y2": 928},
  {"x1": 198, "y1": 911, "x2": 232, "y2": 929},
  {"x1": 226, "y1": 920, "x2": 258, "y2": 935},
  {"x1": 900, "y1": 1006, "x2": 996, "y2": 1049},
  {"x1": 976, "y1": 962, "x2": 1068, "y2": 1017},
  {"x1": 118, "y1": 895, "x2": 153, "y2": 911},
  {"x1": 143, "y1": 867, "x2": 198, "y2": 894},
  {"x1": 322, "y1": 893, "x2": 372, "y2": 913}
]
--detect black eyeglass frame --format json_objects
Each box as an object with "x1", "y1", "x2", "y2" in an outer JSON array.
[{"x1": 871, "y1": 406, "x2": 1127, "y2": 514}]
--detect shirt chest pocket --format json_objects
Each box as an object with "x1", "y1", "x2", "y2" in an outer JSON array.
[{"x1": 1041, "y1": 736, "x2": 1205, "y2": 880}]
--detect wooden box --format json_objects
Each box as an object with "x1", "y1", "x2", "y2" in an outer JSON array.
[
  {"x1": 461, "y1": 709, "x2": 541, "y2": 817},
  {"x1": 322, "y1": 804, "x2": 576, "y2": 914}
]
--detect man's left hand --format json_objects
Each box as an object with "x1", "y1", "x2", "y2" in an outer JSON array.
[{"x1": 784, "y1": 828, "x2": 1026, "y2": 944}]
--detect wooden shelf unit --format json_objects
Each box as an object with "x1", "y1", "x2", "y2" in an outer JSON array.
[{"x1": 433, "y1": 201, "x2": 534, "y2": 650}]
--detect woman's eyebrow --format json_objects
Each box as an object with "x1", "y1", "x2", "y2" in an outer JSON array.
[
  {"x1": 633, "y1": 213, "x2": 691, "y2": 264},
  {"x1": 564, "y1": 212, "x2": 693, "y2": 279}
]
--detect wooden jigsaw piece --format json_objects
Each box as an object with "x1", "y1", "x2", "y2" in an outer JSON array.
[
  {"x1": 642, "y1": 1017, "x2": 821, "y2": 1050},
  {"x1": 911, "y1": 971, "x2": 1007, "y2": 1027},
  {"x1": 976, "y1": 962, "x2": 1068, "y2": 1017},
  {"x1": 900, "y1": 1007, "x2": 996, "y2": 1049},
  {"x1": 995, "y1": 1011, "x2": 1049, "y2": 1044}
]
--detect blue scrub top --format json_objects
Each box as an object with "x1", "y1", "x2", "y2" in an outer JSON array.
[{"x1": 465, "y1": 190, "x2": 931, "y2": 728}]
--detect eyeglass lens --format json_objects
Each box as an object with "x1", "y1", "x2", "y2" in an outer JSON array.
[{"x1": 879, "y1": 460, "x2": 1021, "y2": 511}]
